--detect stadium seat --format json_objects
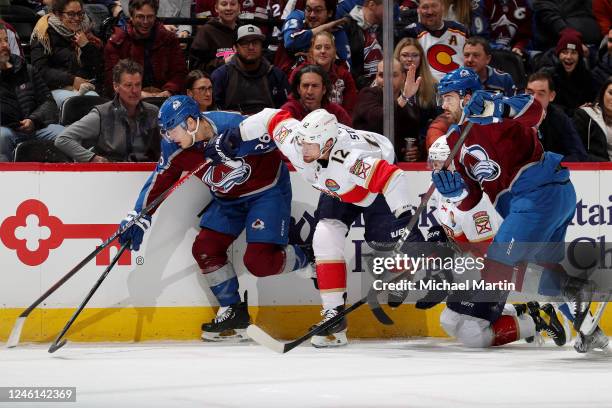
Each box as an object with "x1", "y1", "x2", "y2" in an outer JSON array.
[
  {"x1": 13, "y1": 139, "x2": 72, "y2": 162},
  {"x1": 141, "y1": 96, "x2": 168, "y2": 108},
  {"x1": 59, "y1": 95, "x2": 110, "y2": 126},
  {"x1": 0, "y1": 5, "x2": 39, "y2": 50}
]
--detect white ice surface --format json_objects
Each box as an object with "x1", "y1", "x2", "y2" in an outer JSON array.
[{"x1": 1, "y1": 339, "x2": 611, "y2": 408}]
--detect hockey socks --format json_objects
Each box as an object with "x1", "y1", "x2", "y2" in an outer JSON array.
[
  {"x1": 317, "y1": 262, "x2": 347, "y2": 310},
  {"x1": 204, "y1": 264, "x2": 241, "y2": 307}
]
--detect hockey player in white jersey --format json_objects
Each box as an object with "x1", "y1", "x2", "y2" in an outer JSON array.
[
  {"x1": 206, "y1": 107, "x2": 425, "y2": 347},
  {"x1": 424, "y1": 136, "x2": 569, "y2": 349}
]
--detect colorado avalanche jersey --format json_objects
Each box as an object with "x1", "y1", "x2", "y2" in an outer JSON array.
[
  {"x1": 402, "y1": 21, "x2": 467, "y2": 81},
  {"x1": 133, "y1": 111, "x2": 284, "y2": 214},
  {"x1": 446, "y1": 95, "x2": 545, "y2": 214},
  {"x1": 239, "y1": 109, "x2": 413, "y2": 212}
]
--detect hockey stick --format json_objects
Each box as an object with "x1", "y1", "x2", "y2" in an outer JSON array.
[
  {"x1": 247, "y1": 269, "x2": 411, "y2": 353},
  {"x1": 48, "y1": 241, "x2": 130, "y2": 353},
  {"x1": 6, "y1": 160, "x2": 209, "y2": 348},
  {"x1": 366, "y1": 121, "x2": 474, "y2": 325}
]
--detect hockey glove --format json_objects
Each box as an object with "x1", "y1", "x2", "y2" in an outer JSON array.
[
  {"x1": 463, "y1": 90, "x2": 505, "y2": 125},
  {"x1": 205, "y1": 127, "x2": 241, "y2": 165},
  {"x1": 118, "y1": 211, "x2": 151, "y2": 251},
  {"x1": 432, "y1": 170, "x2": 468, "y2": 202}
]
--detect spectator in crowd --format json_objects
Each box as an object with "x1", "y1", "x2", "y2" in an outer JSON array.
[
  {"x1": 195, "y1": 0, "x2": 283, "y2": 36},
  {"x1": 526, "y1": 71, "x2": 588, "y2": 161},
  {"x1": 190, "y1": 0, "x2": 239, "y2": 73},
  {"x1": 393, "y1": 37, "x2": 439, "y2": 136},
  {"x1": 542, "y1": 28, "x2": 597, "y2": 117},
  {"x1": 211, "y1": 24, "x2": 289, "y2": 114},
  {"x1": 533, "y1": 0, "x2": 602, "y2": 49},
  {"x1": 593, "y1": 0, "x2": 612, "y2": 37},
  {"x1": 592, "y1": 27, "x2": 612, "y2": 91},
  {"x1": 55, "y1": 59, "x2": 160, "y2": 162},
  {"x1": 400, "y1": 0, "x2": 467, "y2": 81},
  {"x1": 352, "y1": 59, "x2": 420, "y2": 161},
  {"x1": 289, "y1": 31, "x2": 357, "y2": 115},
  {"x1": 186, "y1": 69, "x2": 216, "y2": 111},
  {"x1": 282, "y1": 64, "x2": 352, "y2": 125},
  {"x1": 30, "y1": 0, "x2": 103, "y2": 108},
  {"x1": 344, "y1": 0, "x2": 383, "y2": 89},
  {"x1": 104, "y1": 0, "x2": 188, "y2": 98},
  {"x1": 573, "y1": 77, "x2": 612, "y2": 161},
  {"x1": 477, "y1": 0, "x2": 532, "y2": 58},
  {"x1": 275, "y1": 0, "x2": 351, "y2": 76},
  {"x1": 0, "y1": 24, "x2": 63, "y2": 162},
  {"x1": 463, "y1": 36, "x2": 516, "y2": 95},
  {"x1": 0, "y1": 19, "x2": 24, "y2": 57}
]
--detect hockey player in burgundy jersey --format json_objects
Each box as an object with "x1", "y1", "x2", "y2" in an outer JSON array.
[
  {"x1": 206, "y1": 107, "x2": 425, "y2": 347},
  {"x1": 433, "y1": 67, "x2": 608, "y2": 352},
  {"x1": 117, "y1": 96, "x2": 313, "y2": 342}
]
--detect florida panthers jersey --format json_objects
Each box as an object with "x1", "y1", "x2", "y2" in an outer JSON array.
[
  {"x1": 446, "y1": 95, "x2": 546, "y2": 214},
  {"x1": 402, "y1": 21, "x2": 467, "y2": 81},
  {"x1": 239, "y1": 108, "x2": 414, "y2": 213},
  {"x1": 431, "y1": 190, "x2": 502, "y2": 244},
  {"x1": 133, "y1": 111, "x2": 284, "y2": 214}
]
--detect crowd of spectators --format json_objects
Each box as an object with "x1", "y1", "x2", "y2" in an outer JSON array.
[{"x1": 1, "y1": 0, "x2": 612, "y2": 163}]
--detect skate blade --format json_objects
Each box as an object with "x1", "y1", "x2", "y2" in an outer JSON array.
[
  {"x1": 310, "y1": 330, "x2": 348, "y2": 348},
  {"x1": 201, "y1": 328, "x2": 250, "y2": 342}
]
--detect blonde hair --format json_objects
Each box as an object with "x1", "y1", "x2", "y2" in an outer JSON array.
[
  {"x1": 443, "y1": 0, "x2": 471, "y2": 27},
  {"x1": 393, "y1": 37, "x2": 437, "y2": 108},
  {"x1": 308, "y1": 31, "x2": 337, "y2": 65}
]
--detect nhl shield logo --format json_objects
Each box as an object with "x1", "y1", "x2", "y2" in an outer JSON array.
[{"x1": 203, "y1": 159, "x2": 251, "y2": 193}]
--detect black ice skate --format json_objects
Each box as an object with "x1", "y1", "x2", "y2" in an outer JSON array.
[
  {"x1": 574, "y1": 326, "x2": 610, "y2": 354},
  {"x1": 201, "y1": 292, "x2": 250, "y2": 342},
  {"x1": 310, "y1": 304, "x2": 348, "y2": 348},
  {"x1": 527, "y1": 302, "x2": 566, "y2": 346},
  {"x1": 562, "y1": 277, "x2": 594, "y2": 333}
]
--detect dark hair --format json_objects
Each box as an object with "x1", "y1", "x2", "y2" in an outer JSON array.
[
  {"x1": 128, "y1": 0, "x2": 159, "y2": 16},
  {"x1": 112, "y1": 59, "x2": 143, "y2": 84},
  {"x1": 291, "y1": 64, "x2": 331, "y2": 103},
  {"x1": 527, "y1": 71, "x2": 555, "y2": 92},
  {"x1": 51, "y1": 0, "x2": 84, "y2": 14},
  {"x1": 185, "y1": 69, "x2": 212, "y2": 90},
  {"x1": 306, "y1": 0, "x2": 337, "y2": 21},
  {"x1": 464, "y1": 36, "x2": 492, "y2": 56},
  {"x1": 0, "y1": 23, "x2": 6, "y2": 33},
  {"x1": 597, "y1": 77, "x2": 612, "y2": 125}
]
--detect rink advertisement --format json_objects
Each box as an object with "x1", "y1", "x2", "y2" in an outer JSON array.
[{"x1": 0, "y1": 163, "x2": 611, "y2": 342}]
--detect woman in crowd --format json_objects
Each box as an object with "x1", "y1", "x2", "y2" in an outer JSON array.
[
  {"x1": 289, "y1": 31, "x2": 357, "y2": 116},
  {"x1": 186, "y1": 70, "x2": 217, "y2": 112},
  {"x1": 30, "y1": 0, "x2": 103, "y2": 108},
  {"x1": 573, "y1": 77, "x2": 612, "y2": 161},
  {"x1": 189, "y1": 0, "x2": 240, "y2": 74},
  {"x1": 393, "y1": 37, "x2": 439, "y2": 137}
]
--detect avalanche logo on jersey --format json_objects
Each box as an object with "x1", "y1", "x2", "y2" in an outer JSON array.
[
  {"x1": 203, "y1": 159, "x2": 252, "y2": 194},
  {"x1": 460, "y1": 144, "x2": 501, "y2": 183}
]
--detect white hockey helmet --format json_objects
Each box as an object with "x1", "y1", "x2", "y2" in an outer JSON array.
[
  {"x1": 428, "y1": 136, "x2": 451, "y2": 170},
  {"x1": 294, "y1": 109, "x2": 338, "y2": 152}
]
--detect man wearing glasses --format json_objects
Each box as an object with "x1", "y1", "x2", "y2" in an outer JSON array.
[
  {"x1": 275, "y1": 0, "x2": 351, "y2": 75},
  {"x1": 104, "y1": 0, "x2": 188, "y2": 98}
]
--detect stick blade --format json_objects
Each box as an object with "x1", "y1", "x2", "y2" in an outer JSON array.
[
  {"x1": 48, "y1": 339, "x2": 67, "y2": 354},
  {"x1": 6, "y1": 317, "x2": 26, "y2": 348},
  {"x1": 246, "y1": 325, "x2": 287, "y2": 354}
]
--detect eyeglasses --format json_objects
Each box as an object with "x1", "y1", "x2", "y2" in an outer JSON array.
[
  {"x1": 133, "y1": 14, "x2": 156, "y2": 22},
  {"x1": 400, "y1": 52, "x2": 420, "y2": 59},
  {"x1": 305, "y1": 6, "x2": 326, "y2": 14},
  {"x1": 192, "y1": 85, "x2": 213, "y2": 93},
  {"x1": 61, "y1": 10, "x2": 85, "y2": 19}
]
